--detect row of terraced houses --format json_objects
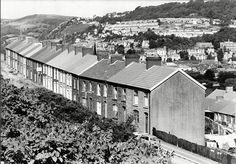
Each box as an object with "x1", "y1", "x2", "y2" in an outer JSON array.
[{"x1": 4, "y1": 37, "x2": 206, "y2": 145}]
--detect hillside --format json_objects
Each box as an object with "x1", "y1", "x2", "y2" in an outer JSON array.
[
  {"x1": 96, "y1": 0, "x2": 236, "y2": 23},
  {"x1": 45, "y1": 17, "x2": 91, "y2": 41},
  {"x1": 9, "y1": 14, "x2": 72, "y2": 28},
  {"x1": 1, "y1": 14, "x2": 73, "y2": 40}
]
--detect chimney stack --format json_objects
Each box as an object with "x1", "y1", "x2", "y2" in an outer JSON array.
[
  {"x1": 125, "y1": 54, "x2": 140, "y2": 66},
  {"x1": 110, "y1": 54, "x2": 123, "y2": 64},
  {"x1": 74, "y1": 46, "x2": 82, "y2": 55},
  {"x1": 67, "y1": 45, "x2": 74, "y2": 54},
  {"x1": 226, "y1": 86, "x2": 233, "y2": 93},
  {"x1": 146, "y1": 56, "x2": 162, "y2": 69}
]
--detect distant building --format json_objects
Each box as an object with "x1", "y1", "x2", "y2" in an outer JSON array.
[
  {"x1": 205, "y1": 87, "x2": 236, "y2": 130},
  {"x1": 220, "y1": 40, "x2": 236, "y2": 53}
]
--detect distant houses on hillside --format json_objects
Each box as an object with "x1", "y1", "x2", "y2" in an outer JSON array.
[{"x1": 5, "y1": 36, "x2": 207, "y2": 145}]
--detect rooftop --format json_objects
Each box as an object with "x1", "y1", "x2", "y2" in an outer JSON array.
[{"x1": 80, "y1": 59, "x2": 125, "y2": 81}]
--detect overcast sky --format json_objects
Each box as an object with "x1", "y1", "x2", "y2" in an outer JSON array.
[{"x1": 1, "y1": 0, "x2": 188, "y2": 19}]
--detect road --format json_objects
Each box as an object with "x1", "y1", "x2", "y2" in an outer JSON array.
[{"x1": 160, "y1": 140, "x2": 220, "y2": 164}]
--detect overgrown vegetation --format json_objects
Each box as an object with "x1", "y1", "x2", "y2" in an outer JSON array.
[{"x1": 1, "y1": 76, "x2": 171, "y2": 163}]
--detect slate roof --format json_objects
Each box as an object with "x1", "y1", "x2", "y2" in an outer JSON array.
[
  {"x1": 204, "y1": 98, "x2": 235, "y2": 116},
  {"x1": 207, "y1": 89, "x2": 236, "y2": 101},
  {"x1": 80, "y1": 59, "x2": 125, "y2": 81},
  {"x1": 108, "y1": 62, "x2": 205, "y2": 91},
  {"x1": 108, "y1": 62, "x2": 146, "y2": 86},
  {"x1": 11, "y1": 41, "x2": 32, "y2": 53},
  {"x1": 29, "y1": 46, "x2": 53, "y2": 62},
  {"x1": 24, "y1": 44, "x2": 44, "y2": 58},
  {"x1": 5, "y1": 40, "x2": 22, "y2": 49},
  {"x1": 130, "y1": 66, "x2": 177, "y2": 90},
  {"x1": 67, "y1": 54, "x2": 98, "y2": 75},
  {"x1": 21, "y1": 43, "x2": 43, "y2": 57},
  {"x1": 46, "y1": 50, "x2": 83, "y2": 70}
]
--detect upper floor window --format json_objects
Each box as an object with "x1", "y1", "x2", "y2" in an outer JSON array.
[
  {"x1": 97, "y1": 84, "x2": 101, "y2": 96},
  {"x1": 113, "y1": 87, "x2": 118, "y2": 99},
  {"x1": 82, "y1": 81, "x2": 86, "y2": 92},
  {"x1": 144, "y1": 92, "x2": 148, "y2": 107},
  {"x1": 97, "y1": 102, "x2": 102, "y2": 115},
  {"x1": 89, "y1": 82, "x2": 92, "y2": 92},
  {"x1": 122, "y1": 88, "x2": 126, "y2": 101},
  {"x1": 113, "y1": 104, "x2": 118, "y2": 119},
  {"x1": 73, "y1": 79, "x2": 77, "y2": 89},
  {"x1": 133, "y1": 90, "x2": 138, "y2": 105},
  {"x1": 103, "y1": 85, "x2": 107, "y2": 97}
]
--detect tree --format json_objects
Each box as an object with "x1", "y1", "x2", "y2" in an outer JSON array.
[
  {"x1": 149, "y1": 39, "x2": 158, "y2": 49},
  {"x1": 166, "y1": 58, "x2": 172, "y2": 62},
  {"x1": 179, "y1": 51, "x2": 189, "y2": 60},
  {"x1": 116, "y1": 45, "x2": 125, "y2": 54},
  {"x1": 204, "y1": 69, "x2": 215, "y2": 81},
  {"x1": 190, "y1": 55, "x2": 197, "y2": 61},
  {"x1": 217, "y1": 72, "x2": 236, "y2": 84},
  {"x1": 126, "y1": 49, "x2": 136, "y2": 55},
  {"x1": 225, "y1": 78, "x2": 236, "y2": 90},
  {"x1": 217, "y1": 49, "x2": 224, "y2": 62}
]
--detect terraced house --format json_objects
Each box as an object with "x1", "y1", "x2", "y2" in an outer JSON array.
[{"x1": 5, "y1": 37, "x2": 206, "y2": 146}]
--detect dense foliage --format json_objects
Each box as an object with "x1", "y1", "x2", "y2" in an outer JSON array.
[
  {"x1": 96, "y1": 0, "x2": 236, "y2": 24},
  {"x1": 1, "y1": 77, "x2": 172, "y2": 163}
]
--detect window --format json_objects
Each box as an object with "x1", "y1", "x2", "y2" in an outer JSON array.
[
  {"x1": 113, "y1": 105, "x2": 118, "y2": 119},
  {"x1": 144, "y1": 92, "x2": 148, "y2": 107},
  {"x1": 89, "y1": 82, "x2": 92, "y2": 92},
  {"x1": 97, "y1": 84, "x2": 101, "y2": 96},
  {"x1": 73, "y1": 94, "x2": 76, "y2": 101},
  {"x1": 77, "y1": 79, "x2": 80, "y2": 91},
  {"x1": 113, "y1": 87, "x2": 117, "y2": 99},
  {"x1": 133, "y1": 110, "x2": 139, "y2": 124},
  {"x1": 123, "y1": 106, "x2": 127, "y2": 121},
  {"x1": 103, "y1": 85, "x2": 107, "y2": 97},
  {"x1": 133, "y1": 90, "x2": 138, "y2": 105},
  {"x1": 145, "y1": 112, "x2": 148, "y2": 133},
  {"x1": 82, "y1": 97, "x2": 87, "y2": 107},
  {"x1": 122, "y1": 89, "x2": 126, "y2": 101},
  {"x1": 96, "y1": 102, "x2": 102, "y2": 115},
  {"x1": 82, "y1": 81, "x2": 86, "y2": 92},
  {"x1": 73, "y1": 79, "x2": 76, "y2": 89},
  {"x1": 104, "y1": 101, "x2": 108, "y2": 118}
]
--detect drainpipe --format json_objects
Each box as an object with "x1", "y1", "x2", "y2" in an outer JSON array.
[
  {"x1": 149, "y1": 91, "x2": 151, "y2": 134},
  {"x1": 235, "y1": 100, "x2": 236, "y2": 133}
]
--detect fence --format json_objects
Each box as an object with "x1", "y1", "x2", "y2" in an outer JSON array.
[{"x1": 152, "y1": 128, "x2": 236, "y2": 164}]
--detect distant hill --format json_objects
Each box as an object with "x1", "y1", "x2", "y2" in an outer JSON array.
[
  {"x1": 96, "y1": 0, "x2": 236, "y2": 23},
  {"x1": 7, "y1": 14, "x2": 73, "y2": 29},
  {"x1": 45, "y1": 17, "x2": 91, "y2": 42}
]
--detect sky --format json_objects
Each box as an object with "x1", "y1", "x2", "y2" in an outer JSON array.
[{"x1": 1, "y1": 0, "x2": 188, "y2": 19}]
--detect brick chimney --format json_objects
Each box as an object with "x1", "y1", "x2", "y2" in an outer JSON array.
[
  {"x1": 125, "y1": 54, "x2": 140, "y2": 66},
  {"x1": 226, "y1": 86, "x2": 233, "y2": 93},
  {"x1": 110, "y1": 54, "x2": 123, "y2": 64},
  {"x1": 67, "y1": 45, "x2": 74, "y2": 53},
  {"x1": 74, "y1": 46, "x2": 82, "y2": 55},
  {"x1": 146, "y1": 56, "x2": 162, "y2": 69}
]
